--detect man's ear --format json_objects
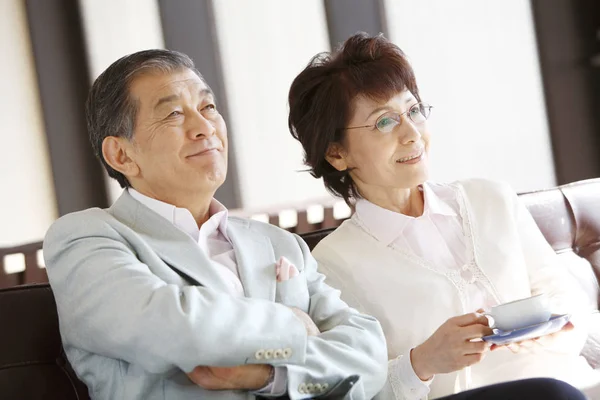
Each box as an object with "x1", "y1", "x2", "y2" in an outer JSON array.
[
  {"x1": 102, "y1": 136, "x2": 140, "y2": 178},
  {"x1": 325, "y1": 142, "x2": 348, "y2": 172}
]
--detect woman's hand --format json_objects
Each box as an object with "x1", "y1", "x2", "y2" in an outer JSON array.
[
  {"x1": 411, "y1": 312, "x2": 493, "y2": 380},
  {"x1": 491, "y1": 321, "x2": 575, "y2": 353}
]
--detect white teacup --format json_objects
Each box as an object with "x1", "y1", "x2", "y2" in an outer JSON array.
[{"x1": 484, "y1": 294, "x2": 552, "y2": 331}]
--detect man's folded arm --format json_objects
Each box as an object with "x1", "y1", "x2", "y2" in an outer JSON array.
[
  {"x1": 44, "y1": 213, "x2": 308, "y2": 374},
  {"x1": 277, "y1": 235, "x2": 388, "y2": 399}
]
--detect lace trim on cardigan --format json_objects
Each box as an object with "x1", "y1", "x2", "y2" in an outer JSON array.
[
  {"x1": 452, "y1": 182, "x2": 502, "y2": 306},
  {"x1": 351, "y1": 182, "x2": 502, "y2": 310}
]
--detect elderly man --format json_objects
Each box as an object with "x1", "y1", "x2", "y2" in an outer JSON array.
[{"x1": 43, "y1": 49, "x2": 387, "y2": 400}]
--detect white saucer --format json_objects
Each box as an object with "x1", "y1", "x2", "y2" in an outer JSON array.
[{"x1": 482, "y1": 314, "x2": 571, "y2": 345}]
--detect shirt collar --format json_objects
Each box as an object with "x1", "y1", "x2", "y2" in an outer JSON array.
[
  {"x1": 128, "y1": 188, "x2": 229, "y2": 242},
  {"x1": 354, "y1": 182, "x2": 456, "y2": 245},
  {"x1": 421, "y1": 182, "x2": 456, "y2": 217},
  {"x1": 354, "y1": 199, "x2": 410, "y2": 245}
]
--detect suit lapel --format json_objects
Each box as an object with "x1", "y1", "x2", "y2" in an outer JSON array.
[
  {"x1": 227, "y1": 219, "x2": 276, "y2": 301},
  {"x1": 109, "y1": 191, "x2": 231, "y2": 292}
]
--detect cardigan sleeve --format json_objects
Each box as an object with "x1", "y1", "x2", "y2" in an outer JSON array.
[{"x1": 387, "y1": 352, "x2": 433, "y2": 400}]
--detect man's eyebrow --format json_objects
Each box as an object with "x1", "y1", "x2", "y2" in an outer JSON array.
[
  {"x1": 154, "y1": 94, "x2": 180, "y2": 110},
  {"x1": 200, "y1": 88, "x2": 214, "y2": 99},
  {"x1": 154, "y1": 88, "x2": 215, "y2": 110}
]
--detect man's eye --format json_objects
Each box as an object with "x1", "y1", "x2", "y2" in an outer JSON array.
[
  {"x1": 203, "y1": 104, "x2": 217, "y2": 112},
  {"x1": 168, "y1": 110, "x2": 182, "y2": 118}
]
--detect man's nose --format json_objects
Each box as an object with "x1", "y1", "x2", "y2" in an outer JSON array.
[{"x1": 188, "y1": 110, "x2": 216, "y2": 139}]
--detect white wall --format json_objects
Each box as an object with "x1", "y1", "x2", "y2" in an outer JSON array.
[
  {"x1": 215, "y1": 0, "x2": 555, "y2": 210},
  {"x1": 384, "y1": 0, "x2": 556, "y2": 191},
  {"x1": 0, "y1": 0, "x2": 557, "y2": 249},
  {"x1": 212, "y1": 0, "x2": 334, "y2": 209},
  {"x1": 0, "y1": 0, "x2": 57, "y2": 246},
  {"x1": 78, "y1": 0, "x2": 166, "y2": 203}
]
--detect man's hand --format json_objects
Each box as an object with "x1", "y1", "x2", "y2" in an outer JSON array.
[
  {"x1": 186, "y1": 308, "x2": 316, "y2": 391},
  {"x1": 290, "y1": 307, "x2": 320, "y2": 336},
  {"x1": 491, "y1": 321, "x2": 575, "y2": 353},
  {"x1": 187, "y1": 364, "x2": 273, "y2": 390}
]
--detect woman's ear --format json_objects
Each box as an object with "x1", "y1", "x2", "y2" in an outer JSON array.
[
  {"x1": 325, "y1": 142, "x2": 348, "y2": 172},
  {"x1": 102, "y1": 136, "x2": 140, "y2": 178}
]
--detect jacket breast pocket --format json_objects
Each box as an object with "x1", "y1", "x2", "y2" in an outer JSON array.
[{"x1": 275, "y1": 271, "x2": 310, "y2": 312}]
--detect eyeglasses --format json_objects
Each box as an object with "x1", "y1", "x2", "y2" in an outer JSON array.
[{"x1": 345, "y1": 102, "x2": 433, "y2": 134}]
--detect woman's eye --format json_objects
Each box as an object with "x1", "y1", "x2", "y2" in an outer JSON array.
[
  {"x1": 410, "y1": 105, "x2": 423, "y2": 116},
  {"x1": 203, "y1": 104, "x2": 217, "y2": 112},
  {"x1": 168, "y1": 110, "x2": 182, "y2": 118},
  {"x1": 376, "y1": 116, "x2": 399, "y2": 132}
]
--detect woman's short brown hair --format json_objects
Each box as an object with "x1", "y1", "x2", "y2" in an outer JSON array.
[{"x1": 288, "y1": 32, "x2": 420, "y2": 204}]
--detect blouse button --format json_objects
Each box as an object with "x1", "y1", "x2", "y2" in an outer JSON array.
[{"x1": 461, "y1": 269, "x2": 474, "y2": 282}]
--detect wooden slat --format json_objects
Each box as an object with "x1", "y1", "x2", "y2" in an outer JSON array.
[
  {"x1": 268, "y1": 214, "x2": 280, "y2": 228},
  {"x1": 0, "y1": 242, "x2": 44, "y2": 288},
  {"x1": 295, "y1": 210, "x2": 315, "y2": 234},
  {"x1": 0, "y1": 260, "x2": 23, "y2": 288},
  {"x1": 322, "y1": 206, "x2": 339, "y2": 229},
  {"x1": 24, "y1": 253, "x2": 48, "y2": 284}
]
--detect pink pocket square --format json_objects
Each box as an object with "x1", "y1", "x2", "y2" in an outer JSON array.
[{"x1": 275, "y1": 256, "x2": 299, "y2": 282}]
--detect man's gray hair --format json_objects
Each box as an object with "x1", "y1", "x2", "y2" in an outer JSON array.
[{"x1": 86, "y1": 49, "x2": 203, "y2": 188}]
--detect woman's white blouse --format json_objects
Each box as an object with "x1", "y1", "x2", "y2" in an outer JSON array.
[
  {"x1": 355, "y1": 183, "x2": 499, "y2": 315},
  {"x1": 312, "y1": 179, "x2": 599, "y2": 399}
]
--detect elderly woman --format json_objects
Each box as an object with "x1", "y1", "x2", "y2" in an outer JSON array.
[{"x1": 287, "y1": 32, "x2": 600, "y2": 399}]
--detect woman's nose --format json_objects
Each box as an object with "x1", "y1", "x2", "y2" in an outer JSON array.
[{"x1": 400, "y1": 117, "x2": 422, "y2": 144}]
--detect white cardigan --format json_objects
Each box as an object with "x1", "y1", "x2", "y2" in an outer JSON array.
[{"x1": 313, "y1": 179, "x2": 599, "y2": 399}]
